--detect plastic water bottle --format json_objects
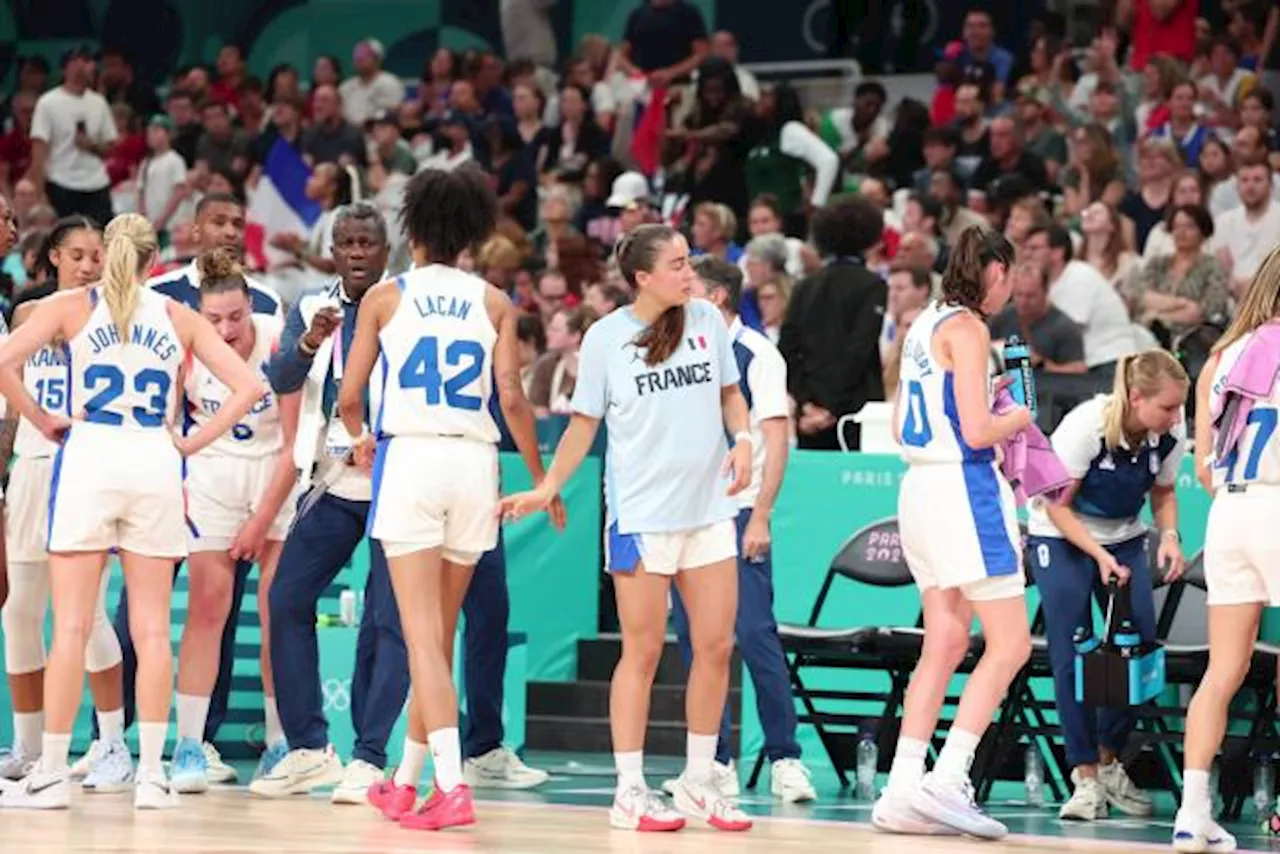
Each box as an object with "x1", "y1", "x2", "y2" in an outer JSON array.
[
  {"x1": 856, "y1": 734, "x2": 878, "y2": 799},
  {"x1": 1256, "y1": 755, "x2": 1275, "y2": 817},
  {"x1": 1112, "y1": 617, "x2": 1141, "y2": 657},
  {"x1": 1073, "y1": 625, "x2": 1101, "y2": 655},
  {"x1": 1024, "y1": 744, "x2": 1046, "y2": 807},
  {"x1": 1004, "y1": 335, "x2": 1037, "y2": 416}
]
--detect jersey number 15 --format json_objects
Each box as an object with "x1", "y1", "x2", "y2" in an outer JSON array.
[{"x1": 399, "y1": 336, "x2": 484, "y2": 412}]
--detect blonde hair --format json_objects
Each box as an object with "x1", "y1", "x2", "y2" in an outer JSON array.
[
  {"x1": 100, "y1": 214, "x2": 158, "y2": 343},
  {"x1": 1101, "y1": 349, "x2": 1189, "y2": 450},
  {"x1": 1213, "y1": 246, "x2": 1280, "y2": 354}
]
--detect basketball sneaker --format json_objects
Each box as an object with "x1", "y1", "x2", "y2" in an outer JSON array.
[
  {"x1": 249, "y1": 745, "x2": 344, "y2": 798},
  {"x1": 872, "y1": 787, "x2": 958, "y2": 834},
  {"x1": 1098, "y1": 760, "x2": 1153, "y2": 817},
  {"x1": 1173, "y1": 809, "x2": 1237, "y2": 853},
  {"x1": 399, "y1": 784, "x2": 476, "y2": 831},
  {"x1": 332, "y1": 759, "x2": 383, "y2": 804},
  {"x1": 368, "y1": 778, "x2": 417, "y2": 821},
  {"x1": 1059, "y1": 771, "x2": 1107, "y2": 821},
  {"x1": 669, "y1": 771, "x2": 753, "y2": 831},
  {"x1": 0, "y1": 746, "x2": 37, "y2": 781},
  {"x1": 770, "y1": 758, "x2": 817, "y2": 803},
  {"x1": 202, "y1": 741, "x2": 238, "y2": 784},
  {"x1": 910, "y1": 772, "x2": 1007, "y2": 839},
  {"x1": 609, "y1": 782, "x2": 685, "y2": 832},
  {"x1": 0, "y1": 767, "x2": 71, "y2": 809},
  {"x1": 253, "y1": 739, "x2": 289, "y2": 781},
  {"x1": 463, "y1": 746, "x2": 549, "y2": 789},
  {"x1": 134, "y1": 768, "x2": 179, "y2": 810},
  {"x1": 69, "y1": 740, "x2": 102, "y2": 780},
  {"x1": 169, "y1": 737, "x2": 209, "y2": 794},
  {"x1": 81, "y1": 738, "x2": 134, "y2": 794},
  {"x1": 662, "y1": 760, "x2": 739, "y2": 799}
]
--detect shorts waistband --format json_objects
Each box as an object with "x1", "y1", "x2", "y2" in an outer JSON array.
[{"x1": 1218, "y1": 482, "x2": 1280, "y2": 495}]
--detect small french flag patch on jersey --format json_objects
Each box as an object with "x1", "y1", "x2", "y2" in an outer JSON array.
[{"x1": 688, "y1": 335, "x2": 707, "y2": 350}]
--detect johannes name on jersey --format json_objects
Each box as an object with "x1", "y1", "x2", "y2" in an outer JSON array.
[{"x1": 86, "y1": 322, "x2": 179, "y2": 362}]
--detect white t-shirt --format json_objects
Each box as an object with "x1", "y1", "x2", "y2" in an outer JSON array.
[
  {"x1": 1049, "y1": 260, "x2": 1137, "y2": 368},
  {"x1": 338, "y1": 72, "x2": 406, "y2": 127},
  {"x1": 29, "y1": 86, "x2": 117, "y2": 191},
  {"x1": 138, "y1": 150, "x2": 187, "y2": 227},
  {"x1": 727, "y1": 317, "x2": 788, "y2": 509},
  {"x1": 1212, "y1": 201, "x2": 1280, "y2": 284}
]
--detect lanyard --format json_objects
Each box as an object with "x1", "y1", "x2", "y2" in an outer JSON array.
[{"x1": 331, "y1": 318, "x2": 344, "y2": 382}]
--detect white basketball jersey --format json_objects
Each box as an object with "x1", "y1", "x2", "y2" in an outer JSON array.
[
  {"x1": 1209, "y1": 334, "x2": 1280, "y2": 488},
  {"x1": 374, "y1": 265, "x2": 499, "y2": 443},
  {"x1": 14, "y1": 342, "x2": 71, "y2": 458},
  {"x1": 184, "y1": 314, "x2": 283, "y2": 458},
  {"x1": 895, "y1": 301, "x2": 996, "y2": 465},
  {"x1": 67, "y1": 288, "x2": 185, "y2": 431}
]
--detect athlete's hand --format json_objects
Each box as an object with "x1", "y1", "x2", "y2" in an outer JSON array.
[
  {"x1": 742, "y1": 511, "x2": 771, "y2": 562},
  {"x1": 723, "y1": 438, "x2": 752, "y2": 496},
  {"x1": 1096, "y1": 551, "x2": 1131, "y2": 586},
  {"x1": 230, "y1": 515, "x2": 269, "y2": 562},
  {"x1": 497, "y1": 485, "x2": 554, "y2": 522},
  {"x1": 547, "y1": 495, "x2": 568, "y2": 531},
  {"x1": 37, "y1": 413, "x2": 72, "y2": 444},
  {"x1": 1157, "y1": 532, "x2": 1185, "y2": 582},
  {"x1": 351, "y1": 435, "x2": 376, "y2": 473}
]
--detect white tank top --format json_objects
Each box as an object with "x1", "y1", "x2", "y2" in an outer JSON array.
[
  {"x1": 895, "y1": 301, "x2": 996, "y2": 465},
  {"x1": 1209, "y1": 333, "x2": 1280, "y2": 489},
  {"x1": 14, "y1": 341, "x2": 71, "y2": 458},
  {"x1": 184, "y1": 314, "x2": 282, "y2": 458},
  {"x1": 67, "y1": 287, "x2": 185, "y2": 432},
  {"x1": 374, "y1": 265, "x2": 499, "y2": 443}
]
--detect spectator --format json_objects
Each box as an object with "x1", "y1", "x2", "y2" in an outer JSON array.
[
  {"x1": 912, "y1": 126, "x2": 960, "y2": 194},
  {"x1": 1016, "y1": 82, "x2": 1068, "y2": 182},
  {"x1": 209, "y1": 44, "x2": 248, "y2": 112},
  {"x1": 542, "y1": 84, "x2": 608, "y2": 181},
  {"x1": 532, "y1": 268, "x2": 571, "y2": 320},
  {"x1": 267, "y1": 63, "x2": 303, "y2": 104},
  {"x1": 743, "y1": 233, "x2": 790, "y2": 294},
  {"x1": 929, "y1": 168, "x2": 988, "y2": 247},
  {"x1": 1239, "y1": 88, "x2": 1280, "y2": 158},
  {"x1": 251, "y1": 92, "x2": 305, "y2": 168},
  {"x1": 988, "y1": 261, "x2": 1088, "y2": 374},
  {"x1": 180, "y1": 65, "x2": 213, "y2": 106},
  {"x1": 1143, "y1": 170, "x2": 1208, "y2": 259},
  {"x1": 469, "y1": 52, "x2": 514, "y2": 120},
  {"x1": 515, "y1": 312, "x2": 547, "y2": 397},
  {"x1": 1125, "y1": 204, "x2": 1229, "y2": 339},
  {"x1": 1136, "y1": 55, "x2": 1182, "y2": 133},
  {"x1": 136, "y1": 115, "x2": 189, "y2": 240},
  {"x1": 368, "y1": 112, "x2": 416, "y2": 177},
  {"x1": 26, "y1": 46, "x2": 117, "y2": 225},
  {"x1": 576, "y1": 157, "x2": 625, "y2": 250},
  {"x1": 1079, "y1": 201, "x2": 1139, "y2": 290},
  {"x1": 340, "y1": 39, "x2": 405, "y2": 127},
  {"x1": 1023, "y1": 222, "x2": 1136, "y2": 375},
  {"x1": 0, "y1": 55, "x2": 49, "y2": 129},
  {"x1": 0, "y1": 90, "x2": 36, "y2": 195},
  {"x1": 476, "y1": 233, "x2": 522, "y2": 294},
  {"x1": 970, "y1": 115, "x2": 1052, "y2": 201},
  {"x1": 1199, "y1": 36, "x2": 1256, "y2": 123},
  {"x1": 418, "y1": 49, "x2": 459, "y2": 120},
  {"x1": 1051, "y1": 33, "x2": 1137, "y2": 169},
  {"x1": 671, "y1": 57, "x2": 753, "y2": 221},
  {"x1": 550, "y1": 232, "x2": 603, "y2": 296},
  {"x1": 553, "y1": 54, "x2": 620, "y2": 135},
  {"x1": 778, "y1": 195, "x2": 887, "y2": 450},
  {"x1": 195, "y1": 100, "x2": 252, "y2": 179},
  {"x1": 1150, "y1": 79, "x2": 1215, "y2": 167},
  {"x1": 583, "y1": 281, "x2": 631, "y2": 317},
  {"x1": 484, "y1": 120, "x2": 538, "y2": 232},
  {"x1": 745, "y1": 83, "x2": 838, "y2": 238},
  {"x1": 1005, "y1": 195, "x2": 1051, "y2": 256},
  {"x1": 691, "y1": 202, "x2": 743, "y2": 263},
  {"x1": 301, "y1": 84, "x2": 367, "y2": 167},
  {"x1": 104, "y1": 102, "x2": 146, "y2": 187},
  {"x1": 513, "y1": 82, "x2": 552, "y2": 171},
  {"x1": 745, "y1": 194, "x2": 809, "y2": 278},
  {"x1": 530, "y1": 187, "x2": 580, "y2": 258},
  {"x1": 959, "y1": 8, "x2": 1014, "y2": 101},
  {"x1": 1123, "y1": 0, "x2": 1198, "y2": 70},
  {"x1": 1208, "y1": 125, "x2": 1280, "y2": 213},
  {"x1": 818, "y1": 81, "x2": 890, "y2": 192},
  {"x1": 308, "y1": 54, "x2": 343, "y2": 117},
  {"x1": 529, "y1": 304, "x2": 598, "y2": 416},
  {"x1": 880, "y1": 263, "x2": 932, "y2": 365},
  {"x1": 951, "y1": 81, "x2": 991, "y2": 181},
  {"x1": 12, "y1": 178, "x2": 41, "y2": 233},
  {"x1": 709, "y1": 30, "x2": 761, "y2": 101},
  {"x1": 236, "y1": 77, "x2": 269, "y2": 136},
  {"x1": 98, "y1": 48, "x2": 160, "y2": 121},
  {"x1": 754, "y1": 278, "x2": 790, "y2": 344},
  {"x1": 617, "y1": 0, "x2": 710, "y2": 86},
  {"x1": 1212, "y1": 158, "x2": 1280, "y2": 298},
  {"x1": 165, "y1": 88, "x2": 203, "y2": 165},
  {"x1": 1196, "y1": 135, "x2": 1233, "y2": 195},
  {"x1": 269, "y1": 161, "x2": 352, "y2": 280},
  {"x1": 1121, "y1": 137, "x2": 1181, "y2": 252},
  {"x1": 419, "y1": 110, "x2": 475, "y2": 172}
]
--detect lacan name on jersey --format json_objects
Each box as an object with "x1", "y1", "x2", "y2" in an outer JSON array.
[
  {"x1": 86, "y1": 323, "x2": 178, "y2": 362},
  {"x1": 413, "y1": 294, "x2": 474, "y2": 321}
]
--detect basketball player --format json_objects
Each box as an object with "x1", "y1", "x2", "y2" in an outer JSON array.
[
  {"x1": 0, "y1": 214, "x2": 263, "y2": 810},
  {"x1": 170, "y1": 250, "x2": 299, "y2": 793},
  {"x1": 1026, "y1": 350, "x2": 1187, "y2": 822},
  {"x1": 500, "y1": 224, "x2": 755, "y2": 833},
  {"x1": 0, "y1": 218, "x2": 135, "y2": 792},
  {"x1": 872, "y1": 226, "x2": 1032, "y2": 839},
  {"x1": 0, "y1": 194, "x2": 12, "y2": 613},
  {"x1": 103, "y1": 192, "x2": 282, "y2": 784},
  {"x1": 1175, "y1": 247, "x2": 1280, "y2": 853},
  {"x1": 340, "y1": 167, "x2": 562, "y2": 830}
]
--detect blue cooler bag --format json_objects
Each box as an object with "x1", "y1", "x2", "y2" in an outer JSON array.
[{"x1": 1074, "y1": 579, "x2": 1166, "y2": 706}]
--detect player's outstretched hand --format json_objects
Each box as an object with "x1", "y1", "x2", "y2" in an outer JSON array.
[{"x1": 498, "y1": 485, "x2": 554, "y2": 522}]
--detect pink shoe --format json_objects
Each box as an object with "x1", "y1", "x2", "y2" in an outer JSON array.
[
  {"x1": 367, "y1": 779, "x2": 417, "y2": 821},
  {"x1": 398, "y1": 784, "x2": 475, "y2": 831}
]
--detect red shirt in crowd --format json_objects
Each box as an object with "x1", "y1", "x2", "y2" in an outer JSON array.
[
  {"x1": 0, "y1": 129, "x2": 31, "y2": 182},
  {"x1": 1130, "y1": 0, "x2": 1197, "y2": 70},
  {"x1": 106, "y1": 132, "x2": 147, "y2": 186}
]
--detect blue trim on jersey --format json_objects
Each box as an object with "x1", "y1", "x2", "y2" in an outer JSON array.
[
  {"x1": 942, "y1": 372, "x2": 996, "y2": 464},
  {"x1": 152, "y1": 270, "x2": 281, "y2": 315},
  {"x1": 607, "y1": 521, "x2": 642, "y2": 574},
  {"x1": 732, "y1": 339, "x2": 755, "y2": 411},
  {"x1": 374, "y1": 351, "x2": 389, "y2": 436},
  {"x1": 61, "y1": 341, "x2": 73, "y2": 417},
  {"x1": 88, "y1": 289, "x2": 99, "y2": 308},
  {"x1": 366, "y1": 436, "x2": 391, "y2": 537},
  {"x1": 46, "y1": 435, "x2": 66, "y2": 549}
]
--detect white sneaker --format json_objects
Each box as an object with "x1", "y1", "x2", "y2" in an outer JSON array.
[
  {"x1": 249, "y1": 746, "x2": 344, "y2": 798},
  {"x1": 463, "y1": 746, "x2": 549, "y2": 790},
  {"x1": 669, "y1": 771, "x2": 753, "y2": 831},
  {"x1": 911, "y1": 773, "x2": 1007, "y2": 840},
  {"x1": 872, "y1": 787, "x2": 958, "y2": 835},
  {"x1": 133, "y1": 768, "x2": 179, "y2": 810},
  {"x1": 1098, "y1": 760, "x2": 1154, "y2": 817},
  {"x1": 70, "y1": 741, "x2": 104, "y2": 780},
  {"x1": 1059, "y1": 772, "x2": 1107, "y2": 821},
  {"x1": 81, "y1": 739, "x2": 134, "y2": 794},
  {"x1": 202, "y1": 742, "x2": 238, "y2": 784},
  {"x1": 0, "y1": 768, "x2": 71, "y2": 809},
  {"x1": 1173, "y1": 808, "x2": 1237, "y2": 852},
  {"x1": 609, "y1": 782, "x2": 686, "y2": 832},
  {"x1": 331, "y1": 758, "x2": 383, "y2": 804},
  {"x1": 770, "y1": 758, "x2": 816, "y2": 803},
  {"x1": 662, "y1": 760, "x2": 739, "y2": 799},
  {"x1": 0, "y1": 747, "x2": 38, "y2": 781}
]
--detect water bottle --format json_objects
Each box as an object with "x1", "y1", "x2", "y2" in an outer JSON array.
[
  {"x1": 856, "y1": 734, "x2": 878, "y2": 799},
  {"x1": 339, "y1": 589, "x2": 357, "y2": 627},
  {"x1": 1004, "y1": 335, "x2": 1037, "y2": 415},
  {"x1": 1073, "y1": 626, "x2": 1101, "y2": 656},
  {"x1": 1112, "y1": 617, "x2": 1142, "y2": 658},
  {"x1": 1024, "y1": 743, "x2": 1046, "y2": 807},
  {"x1": 1256, "y1": 755, "x2": 1275, "y2": 817}
]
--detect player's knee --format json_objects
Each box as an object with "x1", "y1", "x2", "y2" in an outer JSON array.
[
  {"x1": 621, "y1": 629, "x2": 666, "y2": 675},
  {"x1": 923, "y1": 621, "x2": 972, "y2": 671},
  {"x1": 84, "y1": 611, "x2": 123, "y2": 673},
  {"x1": 1202, "y1": 655, "x2": 1251, "y2": 696},
  {"x1": 691, "y1": 627, "x2": 734, "y2": 669},
  {"x1": 984, "y1": 625, "x2": 1032, "y2": 675},
  {"x1": 1, "y1": 592, "x2": 47, "y2": 674},
  {"x1": 187, "y1": 573, "x2": 234, "y2": 630},
  {"x1": 129, "y1": 615, "x2": 173, "y2": 661}
]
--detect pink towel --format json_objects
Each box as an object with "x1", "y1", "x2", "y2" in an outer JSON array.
[
  {"x1": 993, "y1": 386, "x2": 1073, "y2": 506},
  {"x1": 1211, "y1": 321, "x2": 1280, "y2": 461}
]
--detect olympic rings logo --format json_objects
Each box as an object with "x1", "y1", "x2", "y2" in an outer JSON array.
[{"x1": 322, "y1": 677, "x2": 351, "y2": 712}]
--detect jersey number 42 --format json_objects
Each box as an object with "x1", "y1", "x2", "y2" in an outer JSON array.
[{"x1": 399, "y1": 336, "x2": 484, "y2": 411}]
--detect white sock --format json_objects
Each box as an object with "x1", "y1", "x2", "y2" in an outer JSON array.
[
  {"x1": 428, "y1": 727, "x2": 463, "y2": 793},
  {"x1": 685, "y1": 732, "x2": 718, "y2": 781},
  {"x1": 933, "y1": 728, "x2": 982, "y2": 783},
  {"x1": 394, "y1": 739, "x2": 428, "y2": 788},
  {"x1": 1182, "y1": 768, "x2": 1212, "y2": 816},
  {"x1": 887, "y1": 736, "x2": 929, "y2": 794},
  {"x1": 263, "y1": 695, "x2": 284, "y2": 747},
  {"x1": 14, "y1": 711, "x2": 43, "y2": 757},
  {"x1": 138, "y1": 722, "x2": 168, "y2": 775},
  {"x1": 97, "y1": 707, "x2": 124, "y2": 743},
  {"x1": 40, "y1": 732, "x2": 71, "y2": 773},
  {"x1": 614, "y1": 750, "x2": 645, "y2": 790},
  {"x1": 175, "y1": 693, "x2": 210, "y2": 743}
]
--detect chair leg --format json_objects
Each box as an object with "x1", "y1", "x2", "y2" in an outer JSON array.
[{"x1": 747, "y1": 750, "x2": 766, "y2": 789}]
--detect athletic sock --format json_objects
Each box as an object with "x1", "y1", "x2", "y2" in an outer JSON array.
[
  {"x1": 394, "y1": 739, "x2": 428, "y2": 788},
  {"x1": 614, "y1": 750, "x2": 645, "y2": 790},
  {"x1": 428, "y1": 727, "x2": 463, "y2": 793},
  {"x1": 685, "y1": 732, "x2": 718, "y2": 782},
  {"x1": 138, "y1": 722, "x2": 167, "y2": 775},
  {"x1": 98, "y1": 707, "x2": 125, "y2": 743},
  {"x1": 933, "y1": 728, "x2": 981, "y2": 784},
  {"x1": 14, "y1": 711, "x2": 43, "y2": 757},
  {"x1": 263, "y1": 695, "x2": 285, "y2": 746},
  {"x1": 886, "y1": 736, "x2": 929, "y2": 794},
  {"x1": 175, "y1": 693, "x2": 210, "y2": 743},
  {"x1": 40, "y1": 732, "x2": 71, "y2": 773}
]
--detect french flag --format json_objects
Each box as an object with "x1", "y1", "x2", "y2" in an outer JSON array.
[
  {"x1": 247, "y1": 138, "x2": 321, "y2": 267},
  {"x1": 688, "y1": 335, "x2": 707, "y2": 350}
]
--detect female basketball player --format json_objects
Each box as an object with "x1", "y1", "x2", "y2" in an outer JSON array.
[
  {"x1": 499, "y1": 224, "x2": 755, "y2": 833},
  {"x1": 1, "y1": 218, "x2": 135, "y2": 792},
  {"x1": 871, "y1": 226, "x2": 1032, "y2": 840},
  {"x1": 337, "y1": 167, "x2": 561, "y2": 831},
  {"x1": 170, "y1": 250, "x2": 299, "y2": 793},
  {"x1": 0, "y1": 192, "x2": 15, "y2": 613},
  {"x1": 0, "y1": 214, "x2": 264, "y2": 811},
  {"x1": 1026, "y1": 350, "x2": 1188, "y2": 822},
  {"x1": 1175, "y1": 247, "x2": 1280, "y2": 853}
]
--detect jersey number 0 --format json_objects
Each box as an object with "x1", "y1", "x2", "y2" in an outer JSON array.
[{"x1": 398, "y1": 336, "x2": 484, "y2": 411}]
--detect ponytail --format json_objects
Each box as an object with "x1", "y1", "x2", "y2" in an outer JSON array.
[
  {"x1": 615, "y1": 224, "x2": 685, "y2": 366},
  {"x1": 940, "y1": 225, "x2": 1014, "y2": 316},
  {"x1": 101, "y1": 214, "x2": 158, "y2": 344},
  {"x1": 1101, "y1": 349, "x2": 1189, "y2": 450}
]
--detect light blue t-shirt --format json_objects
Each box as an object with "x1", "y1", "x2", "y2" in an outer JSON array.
[{"x1": 572, "y1": 298, "x2": 740, "y2": 534}]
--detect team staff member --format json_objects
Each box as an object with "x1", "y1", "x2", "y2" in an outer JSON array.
[
  {"x1": 665, "y1": 257, "x2": 816, "y2": 803},
  {"x1": 1026, "y1": 350, "x2": 1188, "y2": 822},
  {"x1": 0, "y1": 193, "x2": 17, "y2": 611}
]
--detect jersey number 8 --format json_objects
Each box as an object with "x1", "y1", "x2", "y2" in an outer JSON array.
[{"x1": 399, "y1": 336, "x2": 485, "y2": 412}]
